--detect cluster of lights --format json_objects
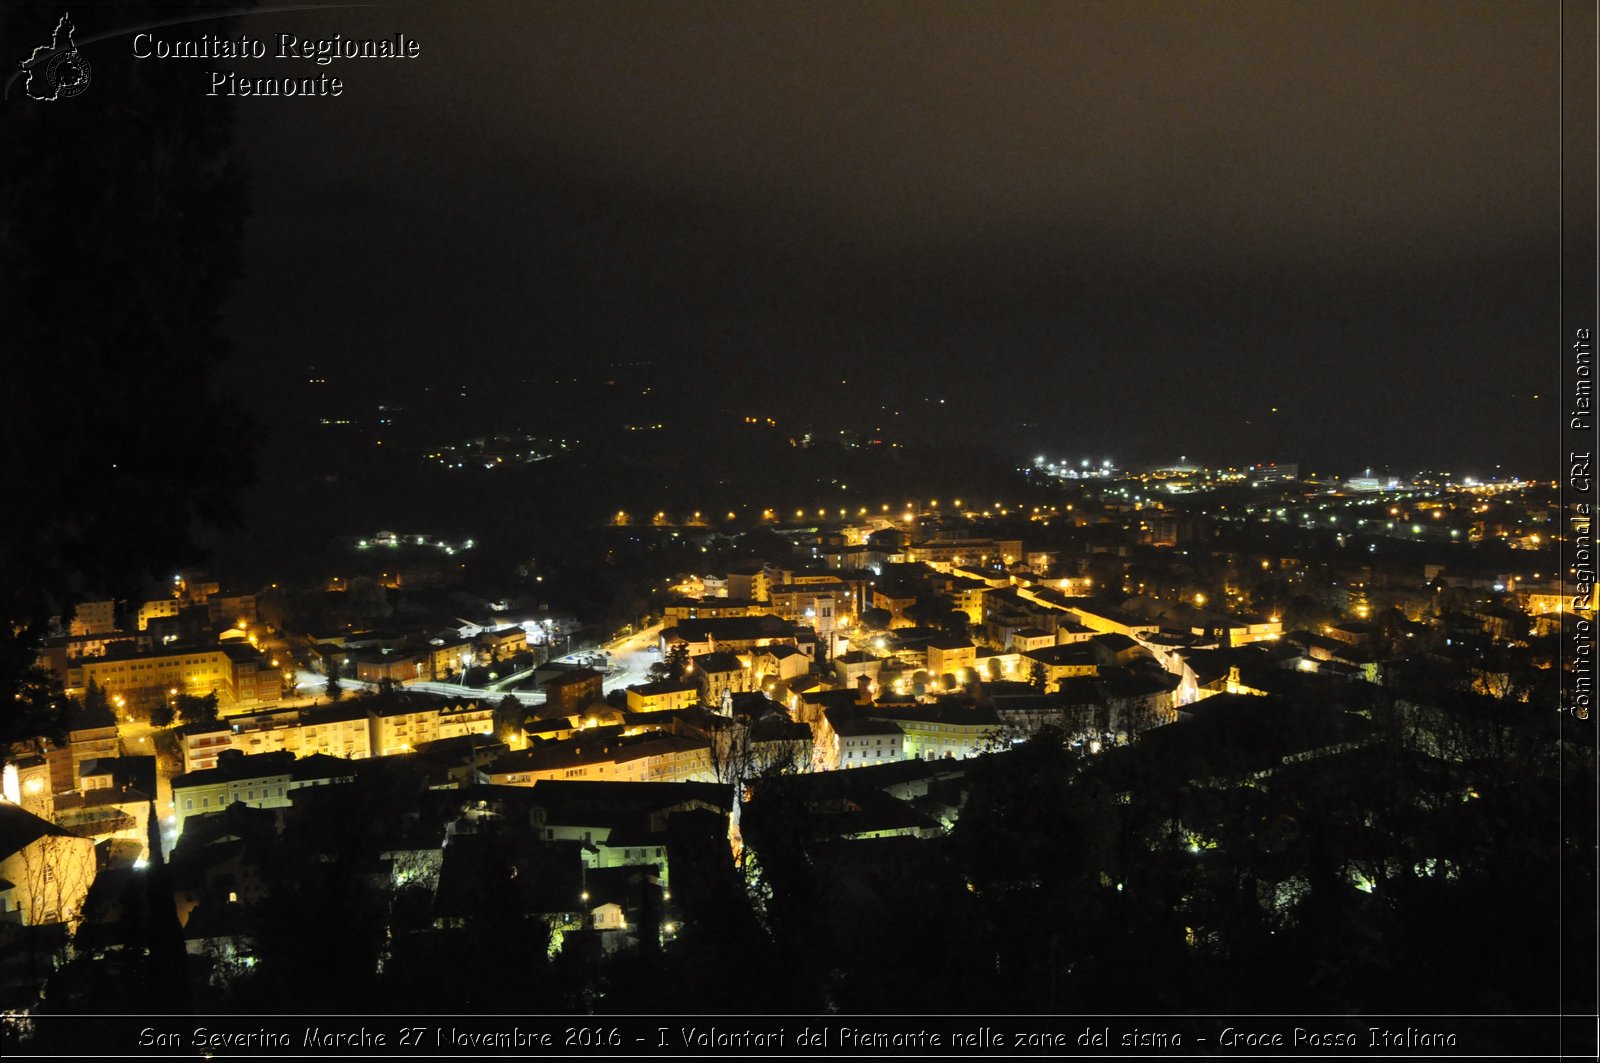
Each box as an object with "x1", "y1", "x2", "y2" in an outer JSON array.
[
  {"x1": 426, "y1": 433, "x2": 566, "y2": 468},
  {"x1": 1030, "y1": 456, "x2": 1117, "y2": 479},
  {"x1": 356, "y1": 532, "x2": 475, "y2": 555}
]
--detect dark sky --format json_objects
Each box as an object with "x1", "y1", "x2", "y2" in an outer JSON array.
[{"x1": 222, "y1": 0, "x2": 1559, "y2": 473}]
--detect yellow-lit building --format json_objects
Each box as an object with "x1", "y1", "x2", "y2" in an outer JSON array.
[
  {"x1": 481, "y1": 626, "x2": 528, "y2": 659},
  {"x1": 865, "y1": 702, "x2": 1003, "y2": 761},
  {"x1": 1525, "y1": 591, "x2": 1567, "y2": 616},
  {"x1": 181, "y1": 699, "x2": 485, "y2": 770},
  {"x1": 352, "y1": 651, "x2": 426, "y2": 685},
  {"x1": 2, "y1": 756, "x2": 56, "y2": 821},
  {"x1": 662, "y1": 598, "x2": 770, "y2": 624},
  {"x1": 69, "y1": 600, "x2": 118, "y2": 636},
  {"x1": 693, "y1": 652, "x2": 753, "y2": 708},
  {"x1": 907, "y1": 538, "x2": 1023, "y2": 567},
  {"x1": 871, "y1": 589, "x2": 918, "y2": 628},
  {"x1": 820, "y1": 712, "x2": 904, "y2": 771},
  {"x1": 371, "y1": 701, "x2": 494, "y2": 757},
  {"x1": 725, "y1": 565, "x2": 775, "y2": 603},
  {"x1": 1225, "y1": 615, "x2": 1284, "y2": 646},
  {"x1": 750, "y1": 644, "x2": 809, "y2": 686},
  {"x1": 136, "y1": 597, "x2": 182, "y2": 630},
  {"x1": 626, "y1": 680, "x2": 700, "y2": 714},
  {"x1": 833, "y1": 650, "x2": 886, "y2": 690},
  {"x1": 925, "y1": 638, "x2": 977, "y2": 678},
  {"x1": 946, "y1": 581, "x2": 990, "y2": 625},
  {"x1": 296, "y1": 704, "x2": 377, "y2": 758},
  {"x1": 1009, "y1": 628, "x2": 1056, "y2": 654},
  {"x1": 477, "y1": 733, "x2": 713, "y2": 785},
  {"x1": 171, "y1": 751, "x2": 355, "y2": 841},
  {"x1": 65, "y1": 643, "x2": 279, "y2": 715},
  {"x1": 0, "y1": 805, "x2": 97, "y2": 930},
  {"x1": 1062, "y1": 603, "x2": 1159, "y2": 639},
  {"x1": 426, "y1": 638, "x2": 478, "y2": 681},
  {"x1": 951, "y1": 565, "x2": 1014, "y2": 589},
  {"x1": 1021, "y1": 645, "x2": 1100, "y2": 688},
  {"x1": 51, "y1": 788, "x2": 151, "y2": 864}
]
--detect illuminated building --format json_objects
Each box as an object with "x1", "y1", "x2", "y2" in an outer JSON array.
[
  {"x1": 350, "y1": 650, "x2": 425, "y2": 684},
  {"x1": 925, "y1": 637, "x2": 977, "y2": 679},
  {"x1": 1020, "y1": 644, "x2": 1100, "y2": 688},
  {"x1": 821, "y1": 711, "x2": 904, "y2": 770},
  {"x1": 1061, "y1": 603, "x2": 1160, "y2": 640},
  {"x1": 870, "y1": 587, "x2": 919, "y2": 628},
  {"x1": 68, "y1": 599, "x2": 117, "y2": 636},
  {"x1": 480, "y1": 625, "x2": 528, "y2": 659},
  {"x1": 542, "y1": 667, "x2": 605, "y2": 715},
  {"x1": 691, "y1": 652, "x2": 754, "y2": 707},
  {"x1": 769, "y1": 581, "x2": 854, "y2": 626},
  {"x1": 524, "y1": 780, "x2": 734, "y2": 888},
  {"x1": 425, "y1": 636, "x2": 477, "y2": 680},
  {"x1": 862, "y1": 700, "x2": 1003, "y2": 761},
  {"x1": 51, "y1": 785, "x2": 152, "y2": 864},
  {"x1": 63, "y1": 643, "x2": 280, "y2": 713},
  {"x1": 833, "y1": 650, "x2": 886, "y2": 690},
  {"x1": 171, "y1": 750, "x2": 355, "y2": 841},
  {"x1": 661, "y1": 597, "x2": 771, "y2": 623},
  {"x1": 1247, "y1": 462, "x2": 1299, "y2": 485},
  {"x1": 626, "y1": 679, "x2": 700, "y2": 713},
  {"x1": 476, "y1": 732, "x2": 715, "y2": 785},
  {"x1": 178, "y1": 699, "x2": 486, "y2": 771},
  {"x1": 942, "y1": 578, "x2": 991, "y2": 624},
  {"x1": 750, "y1": 644, "x2": 809, "y2": 685},
  {"x1": 659, "y1": 615, "x2": 802, "y2": 657},
  {"x1": 1008, "y1": 628, "x2": 1056, "y2": 654},
  {"x1": 723, "y1": 562, "x2": 777, "y2": 603},
  {"x1": 907, "y1": 537, "x2": 1023, "y2": 567},
  {"x1": 1, "y1": 757, "x2": 55, "y2": 820},
  {"x1": 0, "y1": 803, "x2": 98, "y2": 929},
  {"x1": 370, "y1": 700, "x2": 494, "y2": 757}
]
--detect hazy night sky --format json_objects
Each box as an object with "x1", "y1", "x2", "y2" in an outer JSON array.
[{"x1": 221, "y1": 0, "x2": 1559, "y2": 474}]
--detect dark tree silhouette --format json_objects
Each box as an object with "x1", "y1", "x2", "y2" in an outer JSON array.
[
  {"x1": 175, "y1": 692, "x2": 219, "y2": 726},
  {"x1": 1, "y1": 2, "x2": 258, "y2": 711}
]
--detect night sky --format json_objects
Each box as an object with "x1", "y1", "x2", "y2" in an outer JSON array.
[{"x1": 220, "y1": 0, "x2": 1558, "y2": 474}]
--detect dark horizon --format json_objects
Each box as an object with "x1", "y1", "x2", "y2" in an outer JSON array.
[{"x1": 210, "y1": 0, "x2": 1558, "y2": 486}]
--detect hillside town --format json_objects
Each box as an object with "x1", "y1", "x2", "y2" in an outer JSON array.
[{"x1": 0, "y1": 464, "x2": 1577, "y2": 1014}]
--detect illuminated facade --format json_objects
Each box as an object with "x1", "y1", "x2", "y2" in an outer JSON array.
[
  {"x1": 1009, "y1": 628, "x2": 1056, "y2": 654},
  {"x1": 179, "y1": 700, "x2": 483, "y2": 771},
  {"x1": 0, "y1": 803, "x2": 97, "y2": 929},
  {"x1": 64, "y1": 643, "x2": 279, "y2": 714},
  {"x1": 171, "y1": 751, "x2": 355, "y2": 841},
  {"x1": 925, "y1": 638, "x2": 977, "y2": 678},
  {"x1": 68, "y1": 599, "x2": 117, "y2": 636},
  {"x1": 662, "y1": 597, "x2": 770, "y2": 623},
  {"x1": 864, "y1": 703, "x2": 1003, "y2": 761},
  {"x1": 626, "y1": 680, "x2": 700, "y2": 713},
  {"x1": 907, "y1": 537, "x2": 1023, "y2": 567},
  {"x1": 371, "y1": 701, "x2": 494, "y2": 757},
  {"x1": 1021, "y1": 645, "x2": 1100, "y2": 688},
  {"x1": 693, "y1": 652, "x2": 754, "y2": 707},
  {"x1": 477, "y1": 733, "x2": 714, "y2": 785},
  {"x1": 425, "y1": 638, "x2": 477, "y2": 680},
  {"x1": 827, "y1": 716, "x2": 904, "y2": 770}
]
